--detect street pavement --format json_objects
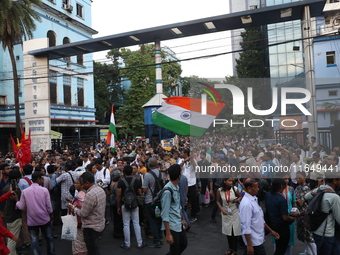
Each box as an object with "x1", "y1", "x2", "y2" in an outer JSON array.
[{"x1": 18, "y1": 204, "x2": 306, "y2": 255}]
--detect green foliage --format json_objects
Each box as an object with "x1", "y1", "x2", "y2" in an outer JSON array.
[
  {"x1": 235, "y1": 27, "x2": 266, "y2": 79},
  {"x1": 109, "y1": 44, "x2": 182, "y2": 136},
  {"x1": 93, "y1": 51, "x2": 124, "y2": 124}
]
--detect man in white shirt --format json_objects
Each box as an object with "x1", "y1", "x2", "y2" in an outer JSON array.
[
  {"x1": 239, "y1": 178, "x2": 279, "y2": 255},
  {"x1": 81, "y1": 153, "x2": 91, "y2": 168},
  {"x1": 180, "y1": 149, "x2": 199, "y2": 222},
  {"x1": 94, "y1": 159, "x2": 110, "y2": 189}
]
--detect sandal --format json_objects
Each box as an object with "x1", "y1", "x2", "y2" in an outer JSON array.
[{"x1": 225, "y1": 249, "x2": 235, "y2": 255}]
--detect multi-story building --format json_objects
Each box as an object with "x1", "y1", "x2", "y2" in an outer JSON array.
[
  {"x1": 0, "y1": 0, "x2": 98, "y2": 151},
  {"x1": 314, "y1": 0, "x2": 340, "y2": 128}
]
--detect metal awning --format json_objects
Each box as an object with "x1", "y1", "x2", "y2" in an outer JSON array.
[{"x1": 29, "y1": 0, "x2": 325, "y2": 60}]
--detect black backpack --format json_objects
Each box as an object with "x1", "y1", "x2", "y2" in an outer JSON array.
[
  {"x1": 148, "y1": 170, "x2": 164, "y2": 198},
  {"x1": 122, "y1": 178, "x2": 138, "y2": 210},
  {"x1": 304, "y1": 189, "x2": 332, "y2": 232},
  {"x1": 151, "y1": 187, "x2": 174, "y2": 218}
]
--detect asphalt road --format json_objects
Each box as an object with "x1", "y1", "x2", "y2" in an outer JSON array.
[{"x1": 17, "y1": 205, "x2": 306, "y2": 255}]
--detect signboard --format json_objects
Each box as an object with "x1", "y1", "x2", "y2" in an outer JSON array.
[
  {"x1": 161, "y1": 139, "x2": 174, "y2": 151},
  {"x1": 23, "y1": 38, "x2": 51, "y2": 152},
  {"x1": 100, "y1": 129, "x2": 109, "y2": 141}
]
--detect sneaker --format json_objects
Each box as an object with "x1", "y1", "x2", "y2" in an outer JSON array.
[
  {"x1": 210, "y1": 218, "x2": 217, "y2": 223},
  {"x1": 190, "y1": 217, "x2": 197, "y2": 223},
  {"x1": 147, "y1": 243, "x2": 161, "y2": 248},
  {"x1": 120, "y1": 243, "x2": 131, "y2": 250},
  {"x1": 138, "y1": 241, "x2": 147, "y2": 249}
]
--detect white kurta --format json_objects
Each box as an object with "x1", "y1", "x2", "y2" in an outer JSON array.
[{"x1": 220, "y1": 186, "x2": 241, "y2": 236}]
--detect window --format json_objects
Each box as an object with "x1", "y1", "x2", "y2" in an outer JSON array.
[
  {"x1": 49, "y1": 70, "x2": 58, "y2": 104},
  {"x1": 326, "y1": 51, "x2": 335, "y2": 65},
  {"x1": 77, "y1": 54, "x2": 84, "y2": 65},
  {"x1": 329, "y1": 0, "x2": 340, "y2": 3},
  {"x1": 50, "y1": 83, "x2": 57, "y2": 104},
  {"x1": 330, "y1": 111, "x2": 339, "y2": 125},
  {"x1": 62, "y1": 0, "x2": 69, "y2": 4},
  {"x1": 77, "y1": 77, "x2": 84, "y2": 107},
  {"x1": 63, "y1": 85, "x2": 71, "y2": 105},
  {"x1": 0, "y1": 95, "x2": 7, "y2": 106},
  {"x1": 47, "y1": 30, "x2": 56, "y2": 47},
  {"x1": 63, "y1": 37, "x2": 71, "y2": 64},
  {"x1": 77, "y1": 88, "x2": 84, "y2": 107},
  {"x1": 76, "y1": 4, "x2": 84, "y2": 18},
  {"x1": 329, "y1": 90, "x2": 338, "y2": 96}
]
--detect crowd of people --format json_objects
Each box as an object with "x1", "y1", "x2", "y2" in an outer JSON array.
[{"x1": 0, "y1": 134, "x2": 340, "y2": 255}]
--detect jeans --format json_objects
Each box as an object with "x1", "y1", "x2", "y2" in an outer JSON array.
[
  {"x1": 28, "y1": 221, "x2": 55, "y2": 255},
  {"x1": 210, "y1": 187, "x2": 219, "y2": 219},
  {"x1": 313, "y1": 233, "x2": 340, "y2": 255},
  {"x1": 83, "y1": 228, "x2": 101, "y2": 255},
  {"x1": 243, "y1": 244, "x2": 266, "y2": 255},
  {"x1": 122, "y1": 205, "x2": 143, "y2": 246},
  {"x1": 7, "y1": 218, "x2": 22, "y2": 255},
  {"x1": 145, "y1": 203, "x2": 162, "y2": 245},
  {"x1": 167, "y1": 229, "x2": 187, "y2": 255},
  {"x1": 111, "y1": 205, "x2": 123, "y2": 237}
]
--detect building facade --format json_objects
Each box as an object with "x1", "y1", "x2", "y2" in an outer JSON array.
[
  {"x1": 0, "y1": 0, "x2": 98, "y2": 151},
  {"x1": 314, "y1": 0, "x2": 340, "y2": 128}
]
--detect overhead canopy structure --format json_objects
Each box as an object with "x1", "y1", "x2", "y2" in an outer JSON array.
[{"x1": 29, "y1": 0, "x2": 325, "y2": 59}]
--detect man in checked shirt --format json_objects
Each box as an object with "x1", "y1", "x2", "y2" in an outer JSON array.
[{"x1": 68, "y1": 172, "x2": 106, "y2": 255}]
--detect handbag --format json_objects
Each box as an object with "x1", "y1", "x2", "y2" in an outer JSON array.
[{"x1": 61, "y1": 213, "x2": 78, "y2": 241}]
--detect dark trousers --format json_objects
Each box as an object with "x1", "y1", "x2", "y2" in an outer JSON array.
[
  {"x1": 188, "y1": 185, "x2": 200, "y2": 218},
  {"x1": 210, "y1": 187, "x2": 219, "y2": 219},
  {"x1": 227, "y1": 230, "x2": 239, "y2": 252},
  {"x1": 272, "y1": 224, "x2": 290, "y2": 255},
  {"x1": 314, "y1": 233, "x2": 340, "y2": 255},
  {"x1": 243, "y1": 244, "x2": 266, "y2": 255},
  {"x1": 166, "y1": 229, "x2": 187, "y2": 255},
  {"x1": 111, "y1": 205, "x2": 123, "y2": 237},
  {"x1": 28, "y1": 221, "x2": 55, "y2": 255},
  {"x1": 145, "y1": 203, "x2": 162, "y2": 245},
  {"x1": 83, "y1": 228, "x2": 101, "y2": 255}
]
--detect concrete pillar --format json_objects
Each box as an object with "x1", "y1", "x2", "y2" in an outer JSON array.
[
  {"x1": 155, "y1": 39, "x2": 163, "y2": 94},
  {"x1": 302, "y1": 5, "x2": 318, "y2": 139}
]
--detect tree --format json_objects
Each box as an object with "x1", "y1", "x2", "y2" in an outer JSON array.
[
  {"x1": 0, "y1": 0, "x2": 42, "y2": 138},
  {"x1": 93, "y1": 49, "x2": 124, "y2": 124},
  {"x1": 110, "y1": 44, "x2": 182, "y2": 136},
  {"x1": 235, "y1": 27, "x2": 269, "y2": 110}
]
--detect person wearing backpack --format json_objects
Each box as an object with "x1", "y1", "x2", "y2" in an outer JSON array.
[
  {"x1": 142, "y1": 157, "x2": 164, "y2": 248},
  {"x1": 161, "y1": 164, "x2": 188, "y2": 255},
  {"x1": 302, "y1": 166, "x2": 340, "y2": 255},
  {"x1": 117, "y1": 165, "x2": 146, "y2": 250}
]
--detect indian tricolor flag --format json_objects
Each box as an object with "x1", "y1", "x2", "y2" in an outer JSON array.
[
  {"x1": 106, "y1": 105, "x2": 117, "y2": 150},
  {"x1": 151, "y1": 97, "x2": 226, "y2": 138}
]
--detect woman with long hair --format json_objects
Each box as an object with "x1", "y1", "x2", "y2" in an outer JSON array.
[{"x1": 216, "y1": 177, "x2": 242, "y2": 255}]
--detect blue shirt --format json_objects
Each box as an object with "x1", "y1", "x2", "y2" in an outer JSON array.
[
  {"x1": 18, "y1": 175, "x2": 32, "y2": 191},
  {"x1": 161, "y1": 181, "x2": 182, "y2": 232},
  {"x1": 265, "y1": 192, "x2": 288, "y2": 224},
  {"x1": 239, "y1": 192, "x2": 265, "y2": 246},
  {"x1": 261, "y1": 161, "x2": 276, "y2": 178}
]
